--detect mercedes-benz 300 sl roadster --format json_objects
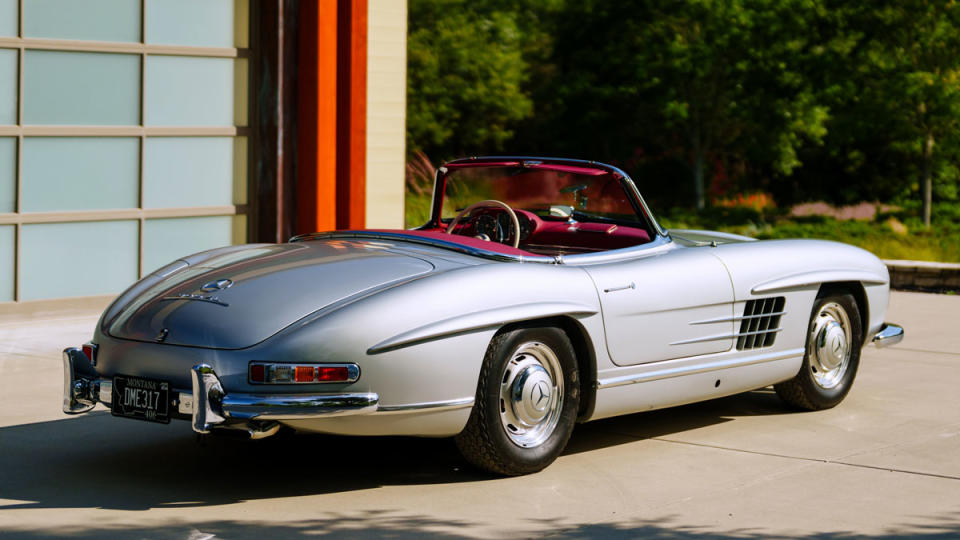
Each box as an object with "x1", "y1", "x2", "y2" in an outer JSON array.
[{"x1": 62, "y1": 156, "x2": 904, "y2": 475}]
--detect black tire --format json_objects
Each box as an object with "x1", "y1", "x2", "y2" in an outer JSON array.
[
  {"x1": 455, "y1": 326, "x2": 580, "y2": 476},
  {"x1": 775, "y1": 291, "x2": 862, "y2": 410}
]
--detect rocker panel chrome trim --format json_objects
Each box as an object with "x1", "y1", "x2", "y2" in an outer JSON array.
[{"x1": 597, "y1": 348, "x2": 804, "y2": 389}]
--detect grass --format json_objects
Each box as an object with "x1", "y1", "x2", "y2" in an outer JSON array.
[
  {"x1": 406, "y1": 192, "x2": 433, "y2": 229},
  {"x1": 659, "y1": 208, "x2": 960, "y2": 263}
]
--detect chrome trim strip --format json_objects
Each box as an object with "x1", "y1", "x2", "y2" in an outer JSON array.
[
  {"x1": 221, "y1": 393, "x2": 380, "y2": 420},
  {"x1": 670, "y1": 328, "x2": 782, "y2": 346},
  {"x1": 368, "y1": 301, "x2": 598, "y2": 354},
  {"x1": 377, "y1": 397, "x2": 475, "y2": 414},
  {"x1": 691, "y1": 311, "x2": 787, "y2": 325},
  {"x1": 752, "y1": 270, "x2": 887, "y2": 294},
  {"x1": 872, "y1": 323, "x2": 904, "y2": 348},
  {"x1": 597, "y1": 348, "x2": 804, "y2": 389},
  {"x1": 291, "y1": 231, "x2": 558, "y2": 264}
]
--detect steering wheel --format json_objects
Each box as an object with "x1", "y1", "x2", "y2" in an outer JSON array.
[{"x1": 446, "y1": 199, "x2": 521, "y2": 248}]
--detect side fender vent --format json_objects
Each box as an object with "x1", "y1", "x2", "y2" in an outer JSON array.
[{"x1": 736, "y1": 297, "x2": 786, "y2": 350}]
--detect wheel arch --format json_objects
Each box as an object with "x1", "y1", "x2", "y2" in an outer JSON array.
[
  {"x1": 497, "y1": 315, "x2": 597, "y2": 422},
  {"x1": 816, "y1": 281, "x2": 869, "y2": 345}
]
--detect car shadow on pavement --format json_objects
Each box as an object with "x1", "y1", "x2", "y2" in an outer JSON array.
[
  {"x1": 4, "y1": 509, "x2": 960, "y2": 539},
  {"x1": 564, "y1": 386, "x2": 790, "y2": 455},
  {"x1": 0, "y1": 388, "x2": 803, "y2": 512}
]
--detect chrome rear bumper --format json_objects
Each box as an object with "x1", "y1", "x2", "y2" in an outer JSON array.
[
  {"x1": 872, "y1": 323, "x2": 904, "y2": 348},
  {"x1": 62, "y1": 349, "x2": 379, "y2": 434},
  {"x1": 188, "y1": 363, "x2": 379, "y2": 433}
]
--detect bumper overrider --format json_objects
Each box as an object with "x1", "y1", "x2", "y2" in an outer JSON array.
[
  {"x1": 871, "y1": 323, "x2": 904, "y2": 348},
  {"x1": 62, "y1": 347, "x2": 379, "y2": 437}
]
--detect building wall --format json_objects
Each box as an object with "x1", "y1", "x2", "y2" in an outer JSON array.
[
  {"x1": 0, "y1": 0, "x2": 249, "y2": 302},
  {"x1": 365, "y1": 0, "x2": 406, "y2": 229},
  {"x1": 0, "y1": 0, "x2": 408, "y2": 304}
]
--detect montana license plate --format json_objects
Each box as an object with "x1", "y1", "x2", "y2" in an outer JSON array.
[{"x1": 111, "y1": 375, "x2": 171, "y2": 424}]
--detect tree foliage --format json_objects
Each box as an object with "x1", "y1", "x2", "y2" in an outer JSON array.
[
  {"x1": 406, "y1": 0, "x2": 547, "y2": 159},
  {"x1": 405, "y1": 0, "x2": 960, "y2": 220}
]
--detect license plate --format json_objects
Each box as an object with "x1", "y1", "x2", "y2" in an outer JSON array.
[{"x1": 111, "y1": 375, "x2": 171, "y2": 424}]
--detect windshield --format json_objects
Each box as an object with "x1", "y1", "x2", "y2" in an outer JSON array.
[{"x1": 439, "y1": 165, "x2": 645, "y2": 225}]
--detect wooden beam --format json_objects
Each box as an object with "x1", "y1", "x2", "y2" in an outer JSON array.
[
  {"x1": 296, "y1": 0, "x2": 338, "y2": 235},
  {"x1": 335, "y1": 0, "x2": 367, "y2": 230}
]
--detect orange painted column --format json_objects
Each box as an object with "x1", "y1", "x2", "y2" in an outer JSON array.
[
  {"x1": 296, "y1": 0, "x2": 367, "y2": 234},
  {"x1": 336, "y1": 0, "x2": 367, "y2": 230},
  {"x1": 296, "y1": 0, "x2": 338, "y2": 234}
]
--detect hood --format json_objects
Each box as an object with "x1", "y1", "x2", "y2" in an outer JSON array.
[{"x1": 108, "y1": 241, "x2": 435, "y2": 349}]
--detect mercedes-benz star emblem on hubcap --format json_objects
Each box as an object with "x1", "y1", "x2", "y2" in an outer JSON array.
[
  {"x1": 532, "y1": 381, "x2": 550, "y2": 409},
  {"x1": 201, "y1": 278, "x2": 234, "y2": 292}
]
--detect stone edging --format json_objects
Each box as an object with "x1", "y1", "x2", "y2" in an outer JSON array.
[{"x1": 884, "y1": 259, "x2": 960, "y2": 291}]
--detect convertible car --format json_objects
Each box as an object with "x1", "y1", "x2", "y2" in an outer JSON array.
[{"x1": 63, "y1": 156, "x2": 904, "y2": 475}]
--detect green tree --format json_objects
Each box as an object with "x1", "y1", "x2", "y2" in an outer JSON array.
[
  {"x1": 870, "y1": 1, "x2": 960, "y2": 227},
  {"x1": 536, "y1": 0, "x2": 829, "y2": 209},
  {"x1": 406, "y1": 0, "x2": 539, "y2": 160}
]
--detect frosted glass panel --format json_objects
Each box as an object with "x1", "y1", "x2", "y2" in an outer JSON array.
[
  {"x1": 0, "y1": 49, "x2": 15, "y2": 125},
  {"x1": 22, "y1": 138, "x2": 139, "y2": 212},
  {"x1": 0, "y1": 138, "x2": 14, "y2": 212},
  {"x1": 21, "y1": 220, "x2": 138, "y2": 300},
  {"x1": 143, "y1": 216, "x2": 233, "y2": 274},
  {"x1": 24, "y1": 51, "x2": 139, "y2": 125},
  {"x1": 143, "y1": 137, "x2": 233, "y2": 208},
  {"x1": 145, "y1": 56, "x2": 233, "y2": 126},
  {"x1": 0, "y1": 0, "x2": 16, "y2": 37},
  {"x1": 25, "y1": 0, "x2": 140, "y2": 43},
  {"x1": 0, "y1": 225, "x2": 12, "y2": 302},
  {"x1": 145, "y1": 0, "x2": 234, "y2": 48}
]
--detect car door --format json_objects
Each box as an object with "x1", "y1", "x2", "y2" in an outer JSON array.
[{"x1": 584, "y1": 247, "x2": 735, "y2": 366}]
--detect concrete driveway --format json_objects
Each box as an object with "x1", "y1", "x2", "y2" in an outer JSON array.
[{"x1": 1, "y1": 291, "x2": 958, "y2": 538}]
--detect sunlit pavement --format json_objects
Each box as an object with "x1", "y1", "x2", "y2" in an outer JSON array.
[{"x1": 1, "y1": 291, "x2": 958, "y2": 539}]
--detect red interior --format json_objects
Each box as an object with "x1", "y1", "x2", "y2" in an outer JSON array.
[
  {"x1": 367, "y1": 229, "x2": 534, "y2": 256},
  {"x1": 367, "y1": 214, "x2": 651, "y2": 256}
]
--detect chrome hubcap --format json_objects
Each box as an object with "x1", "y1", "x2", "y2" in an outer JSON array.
[
  {"x1": 808, "y1": 302, "x2": 852, "y2": 389},
  {"x1": 499, "y1": 342, "x2": 563, "y2": 448}
]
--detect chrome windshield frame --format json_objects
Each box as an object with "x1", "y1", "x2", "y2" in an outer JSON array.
[{"x1": 431, "y1": 156, "x2": 670, "y2": 241}]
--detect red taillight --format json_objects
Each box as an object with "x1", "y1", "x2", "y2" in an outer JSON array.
[
  {"x1": 250, "y1": 364, "x2": 265, "y2": 383},
  {"x1": 294, "y1": 366, "x2": 315, "y2": 382},
  {"x1": 317, "y1": 366, "x2": 349, "y2": 382},
  {"x1": 249, "y1": 362, "x2": 359, "y2": 384}
]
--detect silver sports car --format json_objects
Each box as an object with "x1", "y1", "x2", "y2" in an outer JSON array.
[{"x1": 63, "y1": 156, "x2": 904, "y2": 475}]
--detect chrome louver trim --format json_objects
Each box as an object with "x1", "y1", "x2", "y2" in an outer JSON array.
[{"x1": 737, "y1": 297, "x2": 786, "y2": 350}]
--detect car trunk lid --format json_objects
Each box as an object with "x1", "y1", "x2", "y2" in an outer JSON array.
[{"x1": 108, "y1": 241, "x2": 435, "y2": 349}]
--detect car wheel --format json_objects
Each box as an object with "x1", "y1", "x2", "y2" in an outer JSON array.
[
  {"x1": 775, "y1": 291, "x2": 862, "y2": 410},
  {"x1": 455, "y1": 326, "x2": 580, "y2": 475}
]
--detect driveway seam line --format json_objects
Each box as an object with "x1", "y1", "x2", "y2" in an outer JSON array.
[{"x1": 640, "y1": 436, "x2": 960, "y2": 482}]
